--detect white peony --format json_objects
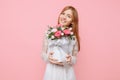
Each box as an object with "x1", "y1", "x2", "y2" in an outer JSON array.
[
  {"x1": 61, "y1": 27, "x2": 65, "y2": 30},
  {"x1": 51, "y1": 28, "x2": 57, "y2": 32},
  {"x1": 51, "y1": 35, "x2": 55, "y2": 39},
  {"x1": 61, "y1": 32, "x2": 64, "y2": 35},
  {"x1": 70, "y1": 32, "x2": 73, "y2": 35},
  {"x1": 69, "y1": 27, "x2": 72, "y2": 30}
]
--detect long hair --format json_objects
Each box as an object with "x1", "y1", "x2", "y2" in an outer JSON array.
[{"x1": 58, "y1": 6, "x2": 80, "y2": 51}]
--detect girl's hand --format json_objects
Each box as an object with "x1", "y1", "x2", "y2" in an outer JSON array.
[
  {"x1": 48, "y1": 52, "x2": 63, "y2": 66},
  {"x1": 48, "y1": 52, "x2": 58, "y2": 61},
  {"x1": 66, "y1": 54, "x2": 72, "y2": 64},
  {"x1": 49, "y1": 59, "x2": 63, "y2": 66}
]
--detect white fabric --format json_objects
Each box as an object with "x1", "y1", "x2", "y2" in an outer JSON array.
[
  {"x1": 41, "y1": 34, "x2": 49, "y2": 63},
  {"x1": 41, "y1": 33, "x2": 79, "y2": 80}
]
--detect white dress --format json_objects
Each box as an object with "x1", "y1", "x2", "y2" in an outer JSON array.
[{"x1": 41, "y1": 32, "x2": 79, "y2": 80}]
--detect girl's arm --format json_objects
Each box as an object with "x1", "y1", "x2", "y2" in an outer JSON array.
[
  {"x1": 70, "y1": 39, "x2": 79, "y2": 65},
  {"x1": 63, "y1": 38, "x2": 79, "y2": 66},
  {"x1": 41, "y1": 34, "x2": 49, "y2": 63}
]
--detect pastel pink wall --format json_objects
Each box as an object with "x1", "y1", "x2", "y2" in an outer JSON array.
[{"x1": 0, "y1": 0, "x2": 120, "y2": 80}]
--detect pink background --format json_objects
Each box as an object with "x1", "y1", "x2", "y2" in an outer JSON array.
[{"x1": 0, "y1": 0, "x2": 120, "y2": 80}]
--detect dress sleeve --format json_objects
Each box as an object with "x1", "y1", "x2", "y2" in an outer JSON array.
[
  {"x1": 70, "y1": 38, "x2": 79, "y2": 65},
  {"x1": 63, "y1": 37, "x2": 79, "y2": 67},
  {"x1": 41, "y1": 33, "x2": 49, "y2": 63}
]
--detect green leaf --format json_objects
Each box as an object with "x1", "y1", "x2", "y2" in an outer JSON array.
[{"x1": 57, "y1": 27, "x2": 62, "y2": 30}]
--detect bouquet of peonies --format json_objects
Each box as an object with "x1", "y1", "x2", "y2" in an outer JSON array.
[{"x1": 46, "y1": 24, "x2": 75, "y2": 40}]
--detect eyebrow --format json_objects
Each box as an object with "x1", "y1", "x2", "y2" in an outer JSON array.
[
  {"x1": 67, "y1": 14, "x2": 72, "y2": 16},
  {"x1": 67, "y1": 14, "x2": 72, "y2": 17},
  {"x1": 62, "y1": 12, "x2": 73, "y2": 17}
]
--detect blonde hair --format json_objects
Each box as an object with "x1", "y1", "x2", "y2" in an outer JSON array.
[{"x1": 58, "y1": 6, "x2": 80, "y2": 51}]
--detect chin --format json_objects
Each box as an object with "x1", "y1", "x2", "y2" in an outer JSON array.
[{"x1": 59, "y1": 22, "x2": 66, "y2": 26}]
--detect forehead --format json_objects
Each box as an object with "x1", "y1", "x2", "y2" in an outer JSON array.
[{"x1": 63, "y1": 9, "x2": 73, "y2": 15}]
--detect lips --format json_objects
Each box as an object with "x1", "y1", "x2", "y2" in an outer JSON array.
[
  {"x1": 60, "y1": 19, "x2": 66, "y2": 23},
  {"x1": 61, "y1": 20, "x2": 66, "y2": 23}
]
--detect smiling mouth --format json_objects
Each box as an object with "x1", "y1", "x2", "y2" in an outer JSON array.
[{"x1": 61, "y1": 19, "x2": 66, "y2": 23}]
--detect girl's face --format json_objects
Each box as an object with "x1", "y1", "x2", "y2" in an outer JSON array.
[{"x1": 58, "y1": 9, "x2": 73, "y2": 26}]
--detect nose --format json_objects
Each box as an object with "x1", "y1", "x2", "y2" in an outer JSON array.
[
  {"x1": 62, "y1": 16, "x2": 66, "y2": 20},
  {"x1": 63, "y1": 17, "x2": 66, "y2": 20}
]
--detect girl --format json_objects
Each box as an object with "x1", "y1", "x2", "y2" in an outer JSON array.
[{"x1": 41, "y1": 6, "x2": 80, "y2": 80}]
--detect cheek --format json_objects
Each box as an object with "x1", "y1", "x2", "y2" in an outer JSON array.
[
  {"x1": 58, "y1": 16, "x2": 61, "y2": 22},
  {"x1": 58, "y1": 16, "x2": 62, "y2": 21},
  {"x1": 59, "y1": 15, "x2": 63, "y2": 18},
  {"x1": 67, "y1": 18, "x2": 72, "y2": 23}
]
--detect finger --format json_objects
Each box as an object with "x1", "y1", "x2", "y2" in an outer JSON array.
[
  {"x1": 66, "y1": 58, "x2": 71, "y2": 62},
  {"x1": 49, "y1": 60, "x2": 58, "y2": 64},
  {"x1": 66, "y1": 55, "x2": 69, "y2": 58},
  {"x1": 52, "y1": 58, "x2": 58, "y2": 61},
  {"x1": 49, "y1": 57, "x2": 54, "y2": 60},
  {"x1": 50, "y1": 57, "x2": 57, "y2": 61},
  {"x1": 49, "y1": 57, "x2": 58, "y2": 61},
  {"x1": 49, "y1": 60, "x2": 55, "y2": 64},
  {"x1": 66, "y1": 54, "x2": 71, "y2": 57},
  {"x1": 53, "y1": 58, "x2": 58, "y2": 61},
  {"x1": 66, "y1": 56, "x2": 71, "y2": 59},
  {"x1": 48, "y1": 56, "x2": 54, "y2": 60}
]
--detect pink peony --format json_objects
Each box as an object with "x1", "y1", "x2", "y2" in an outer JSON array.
[
  {"x1": 54, "y1": 31, "x2": 62, "y2": 38},
  {"x1": 63, "y1": 29, "x2": 71, "y2": 35}
]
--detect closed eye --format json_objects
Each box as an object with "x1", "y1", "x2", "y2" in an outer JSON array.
[{"x1": 67, "y1": 14, "x2": 72, "y2": 18}]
